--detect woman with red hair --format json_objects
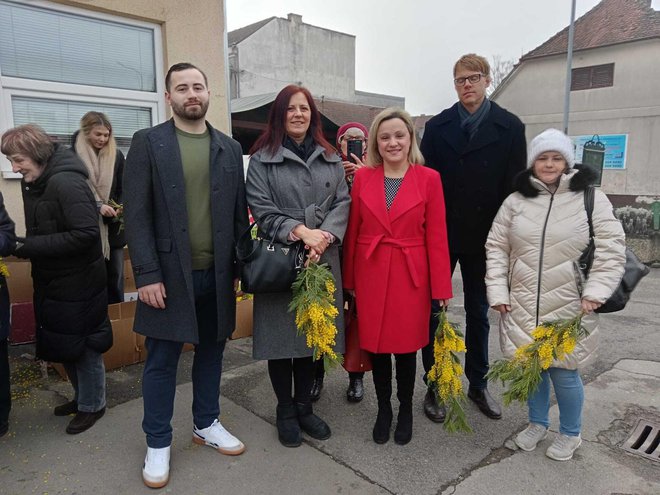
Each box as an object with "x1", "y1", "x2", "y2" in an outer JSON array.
[{"x1": 246, "y1": 85, "x2": 350, "y2": 448}]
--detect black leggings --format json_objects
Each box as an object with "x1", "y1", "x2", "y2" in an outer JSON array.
[
  {"x1": 371, "y1": 351, "x2": 417, "y2": 406},
  {"x1": 268, "y1": 357, "x2": 315, "y2": 406}
]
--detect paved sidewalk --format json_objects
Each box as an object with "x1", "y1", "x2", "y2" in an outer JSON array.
[
  {"x1": 2, "y1": 269, "x2": 659, "y2": 494},
  {"x1": 1, "y1": 357, "x2": 658, "y2": 495}
]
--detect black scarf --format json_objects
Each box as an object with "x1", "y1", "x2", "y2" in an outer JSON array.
[
  {"x1": 458, "y1": 98, "x2": 491, "y2": 140},
  {"x1": 283, "y1": 134, "x2": 315, "y2": 161}
]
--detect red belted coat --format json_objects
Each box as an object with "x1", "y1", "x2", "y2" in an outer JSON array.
[{"x1": 342, "y1": 164, "x2": 453, "y2": 354}]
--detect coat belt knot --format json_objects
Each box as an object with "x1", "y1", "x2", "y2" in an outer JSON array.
[{"x1": 358, "y1": 234, "x2": 425, "y2": 288}]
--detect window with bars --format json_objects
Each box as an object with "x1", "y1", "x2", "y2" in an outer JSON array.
[{"x1": 571, "y1": 64, "x2": 614, "y2": 91}]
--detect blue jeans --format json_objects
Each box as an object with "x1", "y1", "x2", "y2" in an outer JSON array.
[
  {"x1": 528, "y1": 368, "x2": 584, "y2": 437},
  {"x1": 62, "y1": 346, "x2": 106, "y2": 413},
  {"x1": 142, "y1": 268, "x2": 227, "y2": 449},
  {"x1": 423, "y1": 253, "x2": 490, "y2": 389}
]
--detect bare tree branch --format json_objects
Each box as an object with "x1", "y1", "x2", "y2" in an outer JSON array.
[{"x1": 488, "y1": 55, "x2": 515, "y2": 95}]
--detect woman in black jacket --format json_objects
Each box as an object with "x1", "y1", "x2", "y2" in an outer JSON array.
[
  {"x1": 71, "y1": 112, "x2": 126, "y2": 304},
  {"x1": 0, "y1": 192, "x2": 16, "y2": 437},
  {"x1": 1, "y1": 124, "x2": 112, "y2": 435}
]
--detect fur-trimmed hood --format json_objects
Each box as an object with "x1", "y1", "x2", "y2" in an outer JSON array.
[{"x1": 514, "y1": 165, "x2": 598, "y2": 197}]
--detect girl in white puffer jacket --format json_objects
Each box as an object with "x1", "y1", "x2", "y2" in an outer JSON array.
[{"x1": 485, "y1": 129, "x2": 625, "y2": 461}]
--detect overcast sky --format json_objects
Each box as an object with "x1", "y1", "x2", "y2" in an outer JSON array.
[{"x1": 226, "y1": 0, "x2": 606, "y2": 115}]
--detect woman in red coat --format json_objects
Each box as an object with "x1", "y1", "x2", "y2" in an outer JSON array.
[{"x1": 343, "y1": 108, "x2": 452, "y2": 445}]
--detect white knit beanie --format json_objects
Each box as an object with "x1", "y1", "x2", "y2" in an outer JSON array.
[{"x1": 527, "y1": 128, "x2": 575, "y2": 168}]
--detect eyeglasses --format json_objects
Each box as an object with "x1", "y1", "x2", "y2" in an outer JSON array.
[{"x1": 453, "y1": 73, "x2": 484, "y2": 86}]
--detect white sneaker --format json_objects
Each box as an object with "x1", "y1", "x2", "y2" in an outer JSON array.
[
  {"x1": 142, "y1": 446, "x2": 170, "y2": 488},
  {"x1": 193, "y1": 419, "x2": 246, "y2": 455},
  {"x1": 546, "y1": 433, "x2": 582, "y2": 461},
  {"x1": 514, "y1": 423, "x2": 548, "y2": 452}
]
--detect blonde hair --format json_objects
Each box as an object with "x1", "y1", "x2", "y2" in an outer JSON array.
[
  {"x1": 453, "y1": 53, "x2": 490, "y2": 77},
  {"x1": 79, "y1": 111, "x2": 116, "y2": 159},
  {"x1": 366, "y1": 107, "x2": 424, "y2": 167}
]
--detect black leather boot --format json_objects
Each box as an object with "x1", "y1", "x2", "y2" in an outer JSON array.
[
  {"x1": 309, "y1": 377, "x2": 324, "y2": 402},
  {"x1": 468, "y1": 387, "x2": 502, "y2": 419},
  {"x1": 65, "y1": 407, "x2": 105, "y2": 435},
  {"x1": 346, "y1": 376, "x2": 364, "y2": 402},
  {"x1": 371, "y1": 357, "x2": 393, "y2": 444},
  {"x1": 54, "y1": 400, "x2": 78, "y2": 416},
  {"x1": 423, "y1": 389, "x2": 446, "y2": 423},
  {"x1": 295, "y1": 402, "x2": 331, "y2": 440},
  {"x1": 276, "y1": 403, "x2": 302, "y2": 447},
  {"x1": 394, "y1": 353, "x2": 416, "y2": 445}
]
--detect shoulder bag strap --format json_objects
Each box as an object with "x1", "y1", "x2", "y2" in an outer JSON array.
[{"x1": 584, "y1": 186, "x2": 595, "y2": 239}]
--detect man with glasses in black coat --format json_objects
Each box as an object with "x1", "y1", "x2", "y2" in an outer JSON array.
[{"x1": 420, "y1": 53, "x2": 526, "y2": 422}]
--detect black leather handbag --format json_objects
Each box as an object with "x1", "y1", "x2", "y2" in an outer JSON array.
[
  {"x1": 579, "y1": 186, "x2": 650, "y2": 313},
  {"x1": 236, "y1": 217, "x2": 305, "y2": 294}
]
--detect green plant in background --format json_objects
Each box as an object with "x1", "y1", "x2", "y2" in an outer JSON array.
[{"x1": 614, "y1": 206, "x2": 652, "y2": 237}]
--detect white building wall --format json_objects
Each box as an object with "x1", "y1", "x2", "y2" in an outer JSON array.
[
  {"x1": 236, "y1": 16, "x2": 355, "y2": 100},
  {"x1": 494, "y1": 40, "x2": 660, "y2": 197}
]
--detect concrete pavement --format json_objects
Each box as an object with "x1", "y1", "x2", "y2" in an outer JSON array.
[{"x1": 1, "y1": 270, "x2": 659, "y2": 495}]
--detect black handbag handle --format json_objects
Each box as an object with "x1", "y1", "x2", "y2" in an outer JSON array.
[{"x1": 236, "y1": 215, "x2": 289, "y2": 261}]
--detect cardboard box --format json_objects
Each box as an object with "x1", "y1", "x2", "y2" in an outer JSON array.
[
  {"x1": 51, "y1": 295, "x2": 236, "y2": 378},
  {"x1": 4, "y1": 258, "x2": 33, "y2": 303},
  {"x1": 123, "y1": 252, "x2": 137, "y2": 294},
  {"x1": 103, "y1": 301, "x2": 139, "y2": 371},
  {"x1": 9, "y1": 301, "x2": 36, "y2": 344},
  {"x1": 231, "y1": 298, "x2": 253, "y2": 340}
]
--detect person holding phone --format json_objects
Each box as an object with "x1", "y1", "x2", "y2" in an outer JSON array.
[{"x1": 310, "y1": 122, "x2": 369, "y2": 403}]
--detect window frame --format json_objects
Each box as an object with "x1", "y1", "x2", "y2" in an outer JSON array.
[{"x1": 0, "y1": 0, "x2": 166, "y2": 178}]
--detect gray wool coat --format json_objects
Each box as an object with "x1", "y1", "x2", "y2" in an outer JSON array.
[
  {"x1": 246, "y1": 144, "x2": 351, "y2": 360},
  {"x1": 123, "y1": 119, "x2": 248, "y2": 344}
]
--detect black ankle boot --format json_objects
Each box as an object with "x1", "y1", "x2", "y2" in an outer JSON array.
[
  {"x1": 346, "y1": 377, "x2": 364, "y2": 402},
  {"x1": 276, "y1": 404, "x2": 302, "y2": 447},
  {"x1": 295, "y1": 402, "x2": 331, "y2": 440},
  {"x1": 372, "y1": 403, "x2": 393, "y2": 444},
  {"x1": 394, "y1": 405, "x2": 413, "y2": 445}
]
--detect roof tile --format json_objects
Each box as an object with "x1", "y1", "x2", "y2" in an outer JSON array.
[{"x1": 522, "y1": 0, "x2": 660, "y2": 60}]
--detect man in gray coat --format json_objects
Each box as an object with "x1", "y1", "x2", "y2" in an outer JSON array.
[{"x1": 124, "y1": 63, "x2": 249, "y2": 489}]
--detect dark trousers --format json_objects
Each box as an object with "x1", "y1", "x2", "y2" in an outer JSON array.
[
  {"x1": 423, "y1": 252, "x2": 490, "y2": 390},
  {"x1": 0, "y1": 339, "x2": 10, "y2": 425},
  {"x1": 268, "y1": 357, "x2": 316, "y2": 406},
  {"x1": 142, "y1": 268, "x2": 226, "y2": 448},
  {"x1": 106, "y1": 247, "x2": 124, "y2": 304}
]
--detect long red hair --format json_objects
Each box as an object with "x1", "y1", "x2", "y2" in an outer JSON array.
[{"x1": 249, "y1": 85, "x2": 334, "y2": 156}]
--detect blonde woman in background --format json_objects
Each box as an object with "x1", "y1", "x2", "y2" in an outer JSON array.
[{"x1": 71, "y1": 112, "x2": 126, "y2": 304}]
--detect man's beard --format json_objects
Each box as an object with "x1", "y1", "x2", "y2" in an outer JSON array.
[{"x1": 172, "y1": 99, "x2": 209, "y2": 121}]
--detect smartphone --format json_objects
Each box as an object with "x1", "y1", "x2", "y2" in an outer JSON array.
[{"x1": 346, "y1": 139, "x2": 363, "y2": 164}]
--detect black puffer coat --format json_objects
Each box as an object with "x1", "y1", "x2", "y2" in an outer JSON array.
[{"x1": 16, "y1": 145, "x2": 112, "y2": 362}]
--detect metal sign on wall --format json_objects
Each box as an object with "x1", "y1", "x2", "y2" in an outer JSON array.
[{"x1": 571, "y1": 134, "x2": 628, "y2": 170}]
